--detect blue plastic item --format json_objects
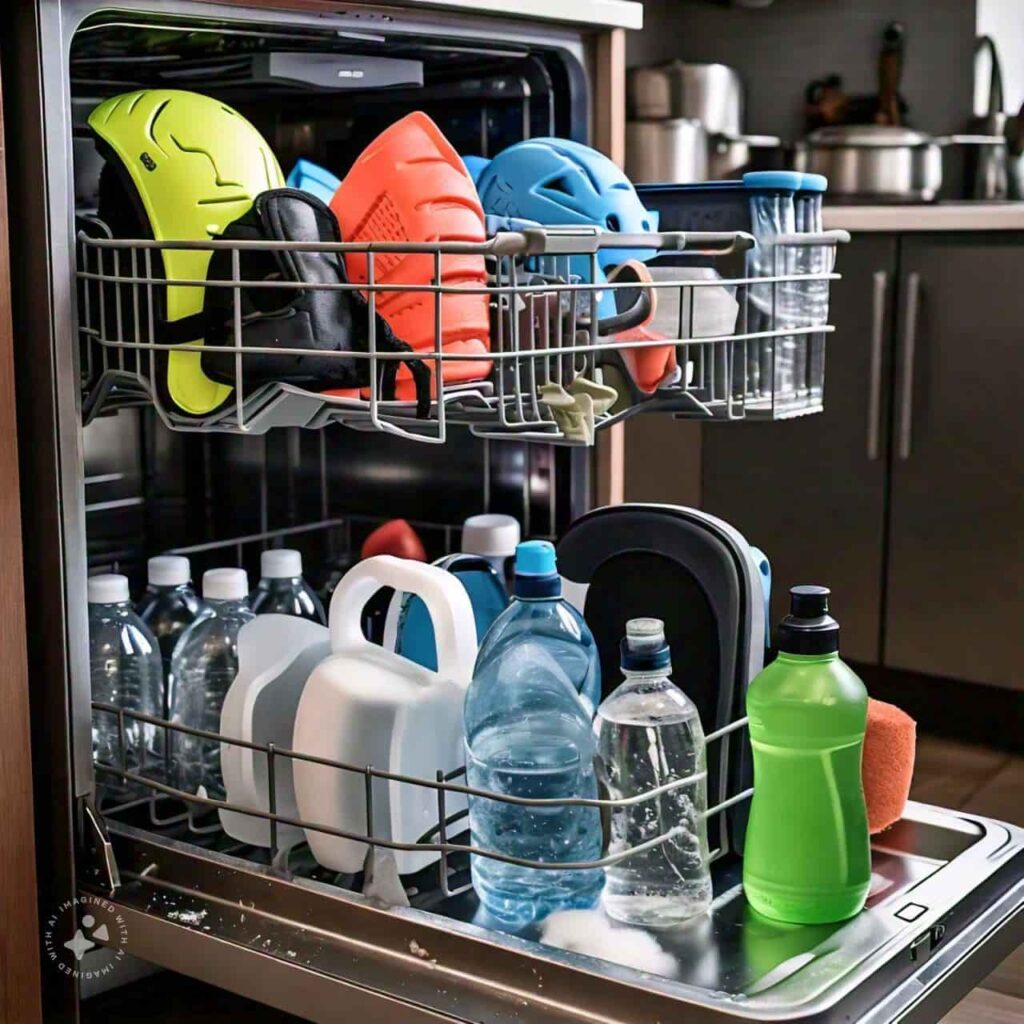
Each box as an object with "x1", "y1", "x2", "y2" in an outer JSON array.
[
  {"x1": 463, "y1": 540, "x2": 603, "y2": 925},
  {"x1": 798, "y1": 173, "x2": 829, "y2": 193},
  {"x1": 637, "y1": 174, "x2": 824, "y2": 236},
  {"x1": 483, "y1": 213, "x2": 543, "y2": 236},
  {"x1": 741, "y1": 170, "x2": 804, "y2": 193},
  {"x1": 461, "y1": 154, "x2": 490, "y2": 184},
  {"x1": 636, "y1": 180, "x2": 749, "y2": 235},
  {"x1": 285, "y1": 158, "x2": 342, "y2": 206},
  {"x1": 475, "y1": 137, "x2": 659, "y2": 268},
  {"x1": 750, "y1": 546, "x2": 772, "y2": 648},
  {"x1": 392, "y1": 554, "x2": 508, "y2": 672},
  {"x1": 514, "y1": 538, "x2": 556, "y2": 576}
]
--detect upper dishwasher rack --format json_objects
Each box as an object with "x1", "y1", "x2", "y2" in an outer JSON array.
[{"x1": 77, "y1": 224, "x2": 849, "y2": 444}]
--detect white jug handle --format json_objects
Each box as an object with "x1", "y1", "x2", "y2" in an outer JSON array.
[{"x1": 328, "y1": 555, "x2": 478, "y2": 685}]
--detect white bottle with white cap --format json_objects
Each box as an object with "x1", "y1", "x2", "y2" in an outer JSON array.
[
  {"x1": 169, "y1": 568, "x2": 254, "y2": 797},
  {"x1": 137, "y1": 555, "x2": 205, "y2": 703},
  {"x1": 88, "y1": 573, "x2": 164, "y2": 801},
  {"x1": 251, "y1": 549, "x2": 325, "y2": 625},
  {"x1": 461, "y1": 514, "x2": 520, "y2": 589}
]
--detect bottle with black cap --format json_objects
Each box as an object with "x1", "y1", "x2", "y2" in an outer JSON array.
[{"x1": 743, "y1": 586, "x2": 870, "y2": 925}]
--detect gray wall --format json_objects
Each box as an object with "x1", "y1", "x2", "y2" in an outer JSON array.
[{"x1": 628, "y1": 0, "x2": 977, "y2": 140}]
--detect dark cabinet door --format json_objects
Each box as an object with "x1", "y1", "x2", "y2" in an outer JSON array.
[
  {"x1": 884, "y1": 235, "x2": 1024, "y2": 690},
  {"x1": 702, "y1": 235, "x2": 898, "y2": 662}
]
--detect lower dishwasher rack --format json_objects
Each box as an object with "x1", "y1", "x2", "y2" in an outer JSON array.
[{"x1": 82, "y1": 803, "x2": 1023, "y2": 1024}]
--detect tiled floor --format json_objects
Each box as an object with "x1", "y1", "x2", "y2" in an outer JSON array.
[
  {"x1": 912, "y1": 735, "x2": 1024, "y2": 1022},
  {"x1": 84, "y1": 734, "x2": 1024, "y2": 1022}
]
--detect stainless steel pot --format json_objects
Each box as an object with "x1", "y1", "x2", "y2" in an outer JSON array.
[
  {"x1": 628, "y1": 62, "x2": 743, "y2": 135},
  {"x1": 708, "y1": 133, "x2": 782, "y2": 179},
  {"x1": 795, "y1": 125, "x2": 1006, "y2": 202},
  {"x1": 626, "y1": 119, "x2": 707, "y2": 184},
  {"x1": 626, "y1": 62, "x2": 780, "y2": 183}
]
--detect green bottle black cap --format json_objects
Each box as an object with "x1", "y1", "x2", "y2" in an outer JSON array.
[{"x1": 777, "y1": 585, "x2": 840, "y2": 655}]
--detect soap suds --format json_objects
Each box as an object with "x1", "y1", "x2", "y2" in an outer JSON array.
[
  {"x1": 166, "y1": 909, "x2": 208, "y2": 927},
  {"x1": 539, "y1": 909, "x2": 678, "y2": 978}
]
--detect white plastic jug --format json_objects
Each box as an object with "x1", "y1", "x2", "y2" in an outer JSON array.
[
  {"x1": 292, "y1": 556, "x2": 477, "y2": 876},
  {"x1": 219, "y1": 615, "x2": 330, "y2": 850}
]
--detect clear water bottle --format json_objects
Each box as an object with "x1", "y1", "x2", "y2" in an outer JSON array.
[
  {"x1": 136, "y1": 555, "x2": 205, "y2": 714},
  {"x1": 250, "y1": 549, "x2": 325, "y2": 624},
  {"x1": 745, "y1": 172, "x2": 801, "y2": 407},
  {"x1": 168, "y1": 568, "x2": 254, "y2": 797},
  {"x1": 88, "y1": 573, "x2": 164, "y2": 800},
  {"x1": 471, "y1": 540, "x2": 600, "y2": 710},
  {"x1": 595, "y1": 618, "x2": 712, "y2": 927},
  {"x1": 464, "y1": 541, "x2": 603, "y2": 926}
]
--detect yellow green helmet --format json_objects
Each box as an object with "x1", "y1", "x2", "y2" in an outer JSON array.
[{"x1": 89, "y1": 89, "x2": 284, "y2": 416}]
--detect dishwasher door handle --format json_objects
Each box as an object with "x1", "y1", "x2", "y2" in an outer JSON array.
[
  {"x1": 897, "y1": 271, "x2": 922, "y2": 461},
  {"x1": 866, "y1": 270, "x2": 888, "y2": 461}
]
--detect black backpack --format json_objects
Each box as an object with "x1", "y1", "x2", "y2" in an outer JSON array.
[{"x1": 202, "y1": 188, "x2": 430, "y2": 416}]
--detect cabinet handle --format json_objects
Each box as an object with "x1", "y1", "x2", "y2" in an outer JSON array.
[
  {"x1": 897, "y1": 272, "x2": 921, "y2": 461},
  {"x1": 866, "y1": 270, "x2": 887, "y2": 461}
]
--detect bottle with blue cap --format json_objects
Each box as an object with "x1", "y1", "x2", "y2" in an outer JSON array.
[
  {"x1": 595, "y1": 618, "x2": 712, "y2": 927},
  {"x1": 743, "y1": 171, "x2": 803, "y2": 406},
  {"x1": 463, "y1": 540, "x2": 603, "y2": 925}
]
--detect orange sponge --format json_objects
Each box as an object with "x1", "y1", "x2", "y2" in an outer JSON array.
[{"x1": 862, "y1": 698, "x2": 917, "y2": 834}]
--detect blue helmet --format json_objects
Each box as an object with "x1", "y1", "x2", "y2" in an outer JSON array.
[
  {"x1": 475, "y1": 137, "x2": 658, "y2": 268},
  {"x1": 460, "y1": 154, "x2": 491, "y2": 185},
  {"x1": 285, "y1": 158, "x2": 341, "y2": 206}
]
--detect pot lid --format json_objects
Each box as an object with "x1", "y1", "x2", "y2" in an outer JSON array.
[{"x1": 807, "y1": 124, "x2": 932, "y2": 147}]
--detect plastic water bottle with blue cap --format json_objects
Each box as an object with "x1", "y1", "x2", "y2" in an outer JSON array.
[
  {"x1": 464, "y1": 540, "x2": 603, "y2": 925},
  {"x1": 595, "y1": 618, "x2": 712, "y2": 927}
]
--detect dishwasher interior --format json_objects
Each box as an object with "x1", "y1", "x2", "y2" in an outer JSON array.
[{"x1": 15, "y1": 1, "x2": 1024, "y2": 1021}]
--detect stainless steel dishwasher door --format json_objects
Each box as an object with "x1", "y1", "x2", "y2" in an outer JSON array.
[{"x1": 80, "y1": 802, "x2": 1024, "y2": 1024}]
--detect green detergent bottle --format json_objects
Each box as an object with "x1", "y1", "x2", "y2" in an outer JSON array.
[{"x1": 743, "y1": 586, "x2": 870, "y2": 924}]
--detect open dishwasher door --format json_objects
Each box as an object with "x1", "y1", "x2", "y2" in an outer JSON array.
[{"x1": 86, "y1": 801, "x2": 1022, "y2": 1023}]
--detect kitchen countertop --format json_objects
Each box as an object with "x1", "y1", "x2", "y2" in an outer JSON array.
[{"x1": 823, "y1": 203, "x2": 1024, "y2": 232}]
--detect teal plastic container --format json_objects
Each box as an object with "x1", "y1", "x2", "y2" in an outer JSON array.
[{"x1": 742, "y1": 586, "x2": 870, "y2": 924}]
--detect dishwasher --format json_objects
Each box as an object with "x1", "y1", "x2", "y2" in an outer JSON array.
[{"x1": 2, "y1": 2, "x2": 1022, "y2": 1022}]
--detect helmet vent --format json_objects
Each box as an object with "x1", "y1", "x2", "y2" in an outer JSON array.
[{"x1": 543, "y1": 175, "x2": 574, "y2": 196}]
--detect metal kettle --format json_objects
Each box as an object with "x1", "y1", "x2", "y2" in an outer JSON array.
[{"x1": 966, "y1": 35, "x2": 1009, "y2": 200}]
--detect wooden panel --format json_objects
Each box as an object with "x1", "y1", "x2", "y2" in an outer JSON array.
[
  {"x1": 0, "y1": 68, "x2": 43, "y2": 1024},
  {"x1": 942, "y1": 987, "x2": 1024, "y2": 1024},
  {"x1": 593, "y1": 28, "x2": 626, "y2": 507}
]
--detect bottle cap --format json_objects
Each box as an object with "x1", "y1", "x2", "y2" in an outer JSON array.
[
  {"x1": 742, "y1": 170, "x2": 802, "y2": 193},
  {"x1": 261, "y1": 548, "x2": 303, "y2": 579},
  {"x1": 620, "y1": 617, "x2": 671, "y2": 671},
  {"x1": 513, "y1": 540, "x2": 560, "y2": 598},
  {"x1": 461, "y1": 514, "x2": 521, "y2": 558},
  {"x1": 203, "y1": 568, "x2": 249, "y2": 601},
  {"x1": 777, "y1": 585, "x2": 840, "y2": 654},
  {"x1": 87, "y1": 573, "x2": 130, "y2": 604},
  {"x1": 148, "y1": 555, "x2": 190, "y2": 587},
  {"x1": 798, "y1": 172, "x2": 828, "y2": 193}
]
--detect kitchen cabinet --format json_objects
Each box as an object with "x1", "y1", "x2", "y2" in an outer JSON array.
[
  {"x1": 702, "y1": 235, "x2": 897, "y2": 664},
  {"x1": 704, "y1": 231, "x2": 1024, "y2": 691},
  {"x1": 885, "y1": 236, "x2": 1024, "y2": 689}
]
